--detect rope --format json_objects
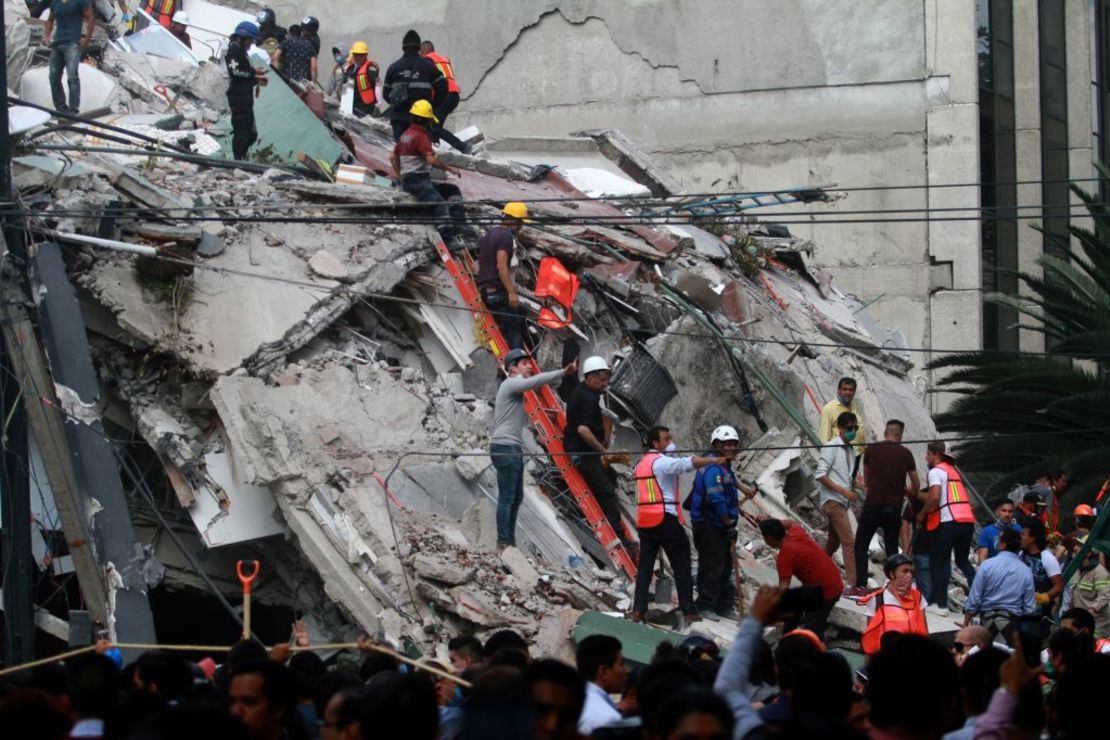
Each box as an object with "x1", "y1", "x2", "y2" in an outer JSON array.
[{"x1": 0, "y1": 642, "x2": 471, "y2": 687}]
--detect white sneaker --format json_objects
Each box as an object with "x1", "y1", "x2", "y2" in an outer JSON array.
[{"x1": 929, "y1": 604, "x2": 950, "y2": 617}]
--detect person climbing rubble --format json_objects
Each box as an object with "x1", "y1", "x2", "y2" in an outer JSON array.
[
  {"x1": 342, "y1": 42, "x2": 380, "y2": 117},
  {"x1": 815, "y1": 411, "x2": 860, "y2": 591},
  {"x1": 476, "y1": 202, "x2": 531, "y2": 351},
  {"x1": 850, "y1": 419, "x2": 919, "y2": 598},
  {"x1": 818, "y1": 377, "x2": 866, "y2": 448},
  {"x1": 273, "y1": 21, "x2": 318, "y2": 84},
  {"x1": 922, "y1": 441, "x2": 977, "y2": 613},
  {"x1": 224, "y1": 21, "x2": 268, "y2": 162},
  {"x1": 168, "y1": 11, "x2": 191, "y2": 49},
  {"x1": 630, "y1": 425, "x2": 732, "y2": 625},
  {"x1": 857, "y1": 553, "x2": 929, "y2": 655},
  {"x1": 758, "y1": 518, "x2": 843, "y2": 639},
  {"x1": 687, "y1": 425, "x2": 755, "y2": 621},
  {"x1": 44, "y1": 0, "x2": 95, "y2": 114},
  {"x1": 490, "y1": 348, "x2": 577, "y2": 550},
  {"x1": 254, "y1": 7, "x2": 287, "y2": 61},
  {"x1": 419, "y1": 40, "x2": 471, "y2": 154},
  {"x1": 389, "y1": 100, "x2": 465, "y2": 245},
  {"x1": 383, "y1": 30, "x2": 448, "y2": 141},
  {"x1": 564, "y1": 356, "x2": 636, "y2": 556}
]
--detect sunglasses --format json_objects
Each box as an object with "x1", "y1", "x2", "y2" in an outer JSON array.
[{"x1": 951, "y1": 641, "x2": 967, "y2": 652}]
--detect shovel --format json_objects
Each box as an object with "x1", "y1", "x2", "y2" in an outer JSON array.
[{"x1": 237, "y1": 560, "x2": 260, "y2": 640}]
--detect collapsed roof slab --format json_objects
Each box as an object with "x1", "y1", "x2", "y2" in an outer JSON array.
[{"x1": 80, "y1": 221, "x2": 431, "y2": 376}]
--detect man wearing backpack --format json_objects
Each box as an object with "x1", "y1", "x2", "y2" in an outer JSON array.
[{"x1": 383, "y1": 30, "x2": 447, "y2": 141}]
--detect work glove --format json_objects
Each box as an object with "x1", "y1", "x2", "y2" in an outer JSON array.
[{"x1": 1035, "y1": 593, "x2": 1051, "y2": 606}]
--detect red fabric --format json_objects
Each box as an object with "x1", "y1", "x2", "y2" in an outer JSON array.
[
  {"x1": 859, "y1": 589, "x2": 928, "y2": 655},
  {"x1": 394, "y1": 125, "x2": 433, "y2": 159},
  {"x1": 776, "y1": 526, "x2": 843, "y2": 601}
]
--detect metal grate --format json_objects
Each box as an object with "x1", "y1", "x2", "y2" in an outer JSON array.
[{"x1": 608, "y1": 345, "x2": 678, "y2": 428}]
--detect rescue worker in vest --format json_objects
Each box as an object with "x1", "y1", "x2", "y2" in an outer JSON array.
[
  {"x1": 168, "y1": 10, "x2": 191, "y2": 48},
  {"x1": 476, "y1": 203, "x2": 530, "y2": 351},
  {"x1": 687, "y1": 425, "x2": 757, "y2": 621},
  {"x1": 1070, "y1": 504, "x2": 1096, "y2": 543},
  {"x1": 858, "y1": 554, "x2": 929, "y2": 655},
  {"x1": 383, "y1": 30, "x2": 448, "y2": 141},
  {"x1": 254, "y1": 7, "x2": 286, "y2": 62},
  {"x1": 630, "y1": 425, "x2": 733, "y2": 626},
  {"x1": 344, "y1": 42, "x2": 380, "y2": 118},
  {"x1": 389, "y1": 100, "x2": 463, "y2": 244},
  {"x1": 141, "y1": 0, "x2": 175, "y2": 28},
  {"x1": 419, "y1": 40, "x2": 471, "y2": 153},
  {"x1": 922, "y1": 441, "x2": 977, "y2": 613},
  {"x1": 225, "y1": 22, "x2": 268, "y2": 161}
]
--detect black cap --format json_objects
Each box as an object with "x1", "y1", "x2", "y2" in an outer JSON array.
[
  {"x1": 883, "y1": 553, "x2": 913, "y2": 577},
  {"x1": 403, "y1": 29, "x2": 421, "y2": 49}
]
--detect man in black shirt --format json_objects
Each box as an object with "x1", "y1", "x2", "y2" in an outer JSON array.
[
  {"x1": 382, "y1": 29, "x2": 447, "y2": 141},
  {"x1": 564, "y1": 356, "x2": 633, "y2": 551},
  {"x1": 273, "y1": 29, "x2": 316, "y2": 83},
  {"x1": 476, "y1": 202, "x2": 530, "y2": 350},
  {"x1": 225, "y1": 22, "x2": 268, "y2": 161}
]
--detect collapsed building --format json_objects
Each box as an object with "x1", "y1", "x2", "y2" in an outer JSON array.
[{"x1": 3, "y1": 2, "x2": 953, "y2": 663}]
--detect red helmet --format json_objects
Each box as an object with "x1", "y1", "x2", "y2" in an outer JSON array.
[{"x1": 1074, "y1": 504, "x2": 1095, "y2": 518}]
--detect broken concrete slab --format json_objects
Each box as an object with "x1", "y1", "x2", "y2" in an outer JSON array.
[
  {"x1": 500, "y1": 547, "x2": 541, "y2": 589},
  {"x1": 412, "y1": 552, "x2": 475, "y2": 586},
  {"x1": 21, "y1": 64, "x2": 124, "y2": 114},
  {"x1": 308, "y1": 250, "x2": 349, "y2": 281},
  {"x1": 573, "y1": 128, "x2": 684, "y2": 197}
]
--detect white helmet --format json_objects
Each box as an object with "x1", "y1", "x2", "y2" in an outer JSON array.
[
  {"x1": 711, "y1": 425, "x2": 740, "y2": 443},
  {"x1": 581, "y1": 356, "x2": 611, "y2": 376},
  {"x1": 172, "y1": 10, "x2": 189, "y2": 24}
]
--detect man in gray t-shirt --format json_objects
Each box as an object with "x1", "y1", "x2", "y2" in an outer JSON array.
[
  {"x1": 44, "y1": 0, "x2": 94, "y2": 113},
  {"x1": 490, "y1": 348, "x2": 576, "y2": 548}
]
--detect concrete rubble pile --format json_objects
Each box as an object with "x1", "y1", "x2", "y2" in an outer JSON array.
[{"x1": 6, "y1": 1, "x2": 947, "y2": 657}]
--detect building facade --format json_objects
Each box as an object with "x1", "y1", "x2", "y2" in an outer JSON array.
[{"x1": 311, "y1": 0, "x2": 1101, "y2": 410}]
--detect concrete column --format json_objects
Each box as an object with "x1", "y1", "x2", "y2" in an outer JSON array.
[
  {"x1": 1066, "y1": 0, "x2": 1096, "y2": 230},
  {"x1": 1013, "y1": 0, "x2": 1045, "y2": 352},
  {"x1": 924, "y1": 0, "x2": 982, "y2": 413}
]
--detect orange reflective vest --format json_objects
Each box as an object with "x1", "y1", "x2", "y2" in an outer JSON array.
[
  {"x1": 534, "y1": 257, "x2": 580, "y2": 329},
  {"x1": 859, "y1": 588, "x2": 928, "y2": 655},
  {"x1": 925, "y1": 461, "x2": 975, "y2": 531},
  {"x1": 354, "y1": 60, "x2": 379, "y2": 105},
  {"x1": 634, "y1": 452, "x2": 682, "y2": 529},
  {"x1": 142, "y1": 0, "x2": 175, "y2": 27},
  {"x1": 423, "y1": 51, "x2": 460, "y2": 94}
]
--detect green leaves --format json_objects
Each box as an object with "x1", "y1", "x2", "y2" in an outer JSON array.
[{"x1": 929, "y1": 177, "x2": 1110, "y2": 510}]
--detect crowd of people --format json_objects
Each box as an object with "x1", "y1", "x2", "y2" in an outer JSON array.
[{"x1": 3, "y1": 584, "x2": 1108, "y2": 739}]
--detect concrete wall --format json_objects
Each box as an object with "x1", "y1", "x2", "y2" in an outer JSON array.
[{"x1": 242, "y1": 0, "x2": 1093, "y2": 407}]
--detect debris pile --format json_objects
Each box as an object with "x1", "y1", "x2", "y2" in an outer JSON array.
[{"x1": 7, "y1": 1, "x2": 946, "y2": 657}]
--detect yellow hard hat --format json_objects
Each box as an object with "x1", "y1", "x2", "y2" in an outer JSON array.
[
  {"x1": 408, "y1": 99, "x2": 439, "y2": 124},
  {"x1": 502, "y1": 201, "x2": 531, "y2": 222},
  {"x1": 350, "y1": 41, "x2": 369, "y2": 55}
]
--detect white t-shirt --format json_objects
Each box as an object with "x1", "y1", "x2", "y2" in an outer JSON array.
[
  {"x1": 927, "y1": 466, "x2": 953, "y2": 523},
  {"x1": 1037, "y1": 550, "x2": 1062, "y2": 578}
]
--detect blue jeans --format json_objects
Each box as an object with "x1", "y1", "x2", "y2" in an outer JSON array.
[
  {"x1": 49, "y1": 42, "x2": 82, "y2": 112},
  {"x1": 491, "y1": 443, "x2": 524, "y2": 546},
  {"x1": 914, "y1": 552, "x2": 932, "y2": 603}
]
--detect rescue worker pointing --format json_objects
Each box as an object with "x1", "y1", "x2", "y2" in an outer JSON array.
[{"x1": 630, "y1": 425, "x2": 733, "y2": 625}]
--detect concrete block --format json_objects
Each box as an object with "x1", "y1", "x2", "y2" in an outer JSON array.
[
  {"x1": 500, "y1": 546, "x2": 541, "y2": 588},
  {"x1": 308, "y1": 250, "x2": 349, "y2": 281},
  {"x1": 412, "y1": 552, "x2": 474, "y2": 586}
]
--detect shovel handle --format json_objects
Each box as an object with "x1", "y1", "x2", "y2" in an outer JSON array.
[{"x1": 237, "y1": 560, "x2": 260, "y2": 593}]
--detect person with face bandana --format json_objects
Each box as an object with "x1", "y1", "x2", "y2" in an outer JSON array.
[
  {"x1": 815, "y1": 411, "x2": 861, "y2": 589},
  {"x1": 858, "y1": 554, "x2": 929, "y2": 655},
  {"x1": 629, "y1": 425, "x2": 734, "y2": 625}
]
